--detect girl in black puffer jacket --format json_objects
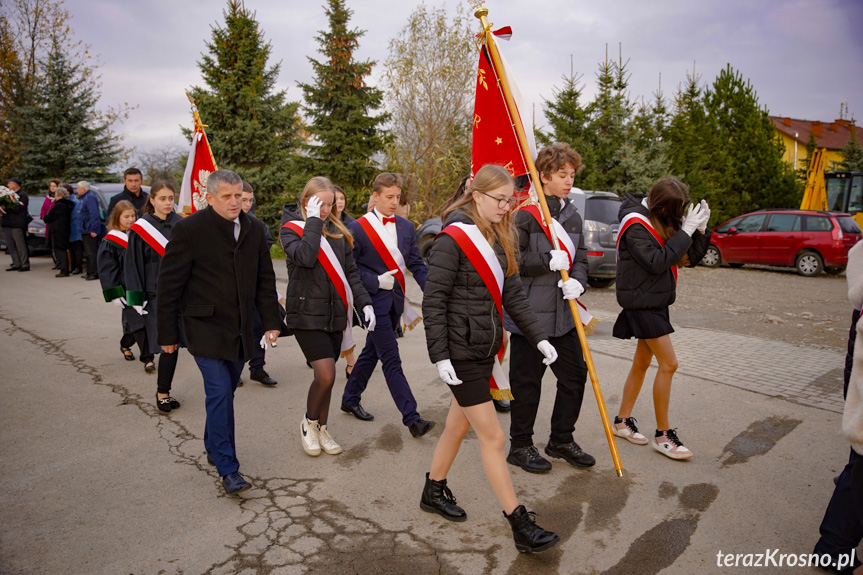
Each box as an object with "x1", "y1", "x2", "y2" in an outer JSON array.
[
  {"x1": 280, "y1": 177, "x2": 373, "y2": 458},
  {"x1": 611, "y1": 177, "x2": 711, "y2": 461},
  {"x1": 420, "y1": 165, "x2": 560, "y2": 554}
]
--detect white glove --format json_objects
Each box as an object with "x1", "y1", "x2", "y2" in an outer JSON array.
[
  {"x1": 377, "y1": 269, "x2": 397, "y2": 291},
  {"x1": 436, "y1": 359, "x2": 463, "y2": 385},
  {"x1": 112, "y1": 296, "x2": 127, "y2": 308},
  {"x1": 133, "y1": 302, "x2": 148, "y2": 316},
  {"x1": 681, "y1": 203, "x2": 707, "y2": 236},
  {"x1": 697, "y1": 199, "x2": 711, "y2": 233},
  {"x1": 557, "y1": 278, "x2": 585, "y2": 300},
  {"x1": 537, "y1": 340, "x2": 558, "y2": 366},
  {"x1": 305, "y1": 195, "x2": 322, "y2": 219},
  {"x1": 548, "y1": 249, "x2": 569, "y2": 272},
  {"x1": 363, "y1": 305, "x2": 376, "y2": 331},
  {"x1": 259, "y1": 334, "x2": 268, "y2": 349}
]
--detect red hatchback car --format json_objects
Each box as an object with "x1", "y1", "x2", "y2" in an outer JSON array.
[{"x1": 701, "y1": 209, "x2": 862, "y2": 276}]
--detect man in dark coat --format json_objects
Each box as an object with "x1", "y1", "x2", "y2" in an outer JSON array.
[
  {"x1": 157, "y1": 169, "x2": 281, "y2": 495},
  {"x1": 107, "y1": 167, "x2": 150, "y2": 216},
  {"x1": 3, "y1": 177, "x2": 30, "y2": 271}
]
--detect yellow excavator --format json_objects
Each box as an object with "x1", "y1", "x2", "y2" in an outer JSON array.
[{"x1": 800, "y1": 147, "x2": 863, "y2": 228}]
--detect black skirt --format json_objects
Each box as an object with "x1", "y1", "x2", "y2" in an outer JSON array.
[
  {"x1": 449, "y1": 357, "x2": 496, "y2": 407},
  {"x1": 613, "y1": 307, "x2": 674, "y2": 340},
  {"x1": 294, "y1": 329, "x2": 342, "y2": 362}
]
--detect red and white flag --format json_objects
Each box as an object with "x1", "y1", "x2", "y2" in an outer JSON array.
[
  {"x1": 471, "y1": 27, "x2": 536, "y2": 201},
  {"x1": 179, "y1": 125, "x2": 217, "y2": 215}
]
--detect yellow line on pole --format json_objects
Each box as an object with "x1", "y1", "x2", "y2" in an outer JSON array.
[{"x1": 474, "y1": 7, "x2": 623, "y2": 477}]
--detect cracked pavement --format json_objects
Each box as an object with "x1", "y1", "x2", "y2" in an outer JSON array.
[{"x1": 0, "y1": 258, "x2": 856, "y2": 574}]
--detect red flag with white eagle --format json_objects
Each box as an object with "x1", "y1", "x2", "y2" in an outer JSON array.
[
  {"x1": 179, "y1": 120, "x2": 218, "y2": 215},
  {"x1": 471, "y1": 27, "x2": 536, "y2": 200}
]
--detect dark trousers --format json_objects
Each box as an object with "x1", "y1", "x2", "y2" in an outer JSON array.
[
  {"x1": 341, "y1": 307, "x2": 420, "y2": 427},
  {"x1": 156, "y1": 350, "x2": 179, "y2": 394},
  {"x1": 195, "y1": 354, "x2": 245, "y2": 477},
  {"x1": 69, "y1": 241, "x2": 83, "y2": 271},
  {"x1": 509, "y1": 329, "x2": 587, "y2": 447},
  {"x1": 4, "y1": 227, "x2": 29, "y2": 268},
  {"x1": 248, "y1": 309, "x2": 266, "y2": 373},
  {"x1": 120, "y1": 328, "x2": 153, "y2": 364},
  {"x1": 813, "y1": 309, "x2": 863, "y2": 565},
  {"x1": 82, "y1": 234, "x2": 98, "y2": 276},
  {"x1": 53, "y1": 247, "x2": 69, "y2": 274}
]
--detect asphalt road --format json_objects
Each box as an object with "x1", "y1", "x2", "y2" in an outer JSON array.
[{"x1": 0, "y1": 254, "x2": 855, "y2": 574}]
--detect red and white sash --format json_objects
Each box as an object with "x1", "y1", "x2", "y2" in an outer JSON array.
[
  {"x1": 616, "y1": 212, "x2": 678, "y2": 282},
  {"x1": 104, "y1": 230, "x2": 128, "y2": 250},
  {"x1": 357, "y1": 212, "x2": 422, "y2": 331},
  {"x1": 439, "y1": 222, "x2": 512, "y2": 400},
  {"x1": 523, "y1": 204, "x2": 599, "y2": 334},
  {"x1": 282, "y1": 220, "x2": 357, "y2": 355},
  {"x1": 129, "y1": 218, "x2": 169, "y2": 257}
]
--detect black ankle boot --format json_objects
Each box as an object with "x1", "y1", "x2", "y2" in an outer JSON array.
[
  {"x1": 420, "y1": 472, "x2": 467, "y2": 522},
  {"x1": 504, "y1": 505, "x2": 560, "y2": 553}
]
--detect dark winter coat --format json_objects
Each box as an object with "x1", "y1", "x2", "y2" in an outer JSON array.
[
  {"x1": 423, "y1": 209, "x2": 546, "y2": 364},
  {"x1": 97, "y1": 235, "x2": 145, "y2": 333},
  {"x1": 1, "y1": 189, "x2": 29, "y2": 229},
  {"x1": 107, "y1": 187, "x2": 149, "y2": 217},
  {"x1": 42, "y1": 198, "x2": 74, "y2": 250},
  {"x1": 615, "y1": 192, "x2": 711, "y2": 310},
  {"x1": 280, "y1": 206, "x2": 372, "y2": 333},
  {"x1": 77, "y1": 190, "x2": 103, "y2": 235},
  {"x1": 503, "y1": 195, "x2": 590, "y2": 338},
  {"x1": 157, "y1": 206, "x2": 281, "y2": 362}
]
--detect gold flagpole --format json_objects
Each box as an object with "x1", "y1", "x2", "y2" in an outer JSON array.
[
  {"x1": 474, "y1": 6, "x2": 623, "y2": 477},
  {"x1": 184, "y1": 91, "x2": 218, "y2": 170}
]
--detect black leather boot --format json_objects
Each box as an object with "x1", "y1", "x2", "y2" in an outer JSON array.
[
  {"x1": 420, "y1": 472, "x2": 467, "y2": 522},
  {"x1": 504, "y1": 505, "x2": 560, "y2": 553}
]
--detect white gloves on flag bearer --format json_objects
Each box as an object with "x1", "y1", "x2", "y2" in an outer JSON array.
[
  {"x1": 306, "y1": 195, "x2": 322, "y2": 220},
  {"x1": 378, "y1": 269, "x2": 397, "y2": 291},
  {"x1": 557, "y1": 278, "x2": 585, "y2": 300},
  {"x1": 133, "y1": 302, "x2": 148, "y2": 316},
  {"x1": 548, "y1": 249, "x2": 569, "y2": 272},
  {"x1": 436, "y1": 359, "x2": 462, "y2": 386},
  {"x1": 681, "y1": 200, "x2": 710, "y2": 236},
  {"x1": 363, "y1": 305, "x2": 376, "y2": 332},
  {"x1": 112, "y1": 296, "x2": 127, "y2": 309},
  {"x1": 537, "y1": 340, "x2": 558, "y2": 366}
]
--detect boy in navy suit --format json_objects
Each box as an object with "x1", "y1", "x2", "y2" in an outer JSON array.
[{"x1": 340, "y1": 173, "x2": 435, "y2": 437}]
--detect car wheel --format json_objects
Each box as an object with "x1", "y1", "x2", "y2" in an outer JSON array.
[
  {"x1": 728, "y1": 263, "x2": 744, "y2": 268},
  {"x1": 587, "y1": 277, "x2": 615, "y2": 289},
  {"x1": 825, "y1": 266, "x2": 846, "y2": 275},
  {"x1": 701, "y1": 245, "x2": 721, "y2": 268},
  {"x1": 795, "y1": 251, "x2": 824, "y2": 276}
]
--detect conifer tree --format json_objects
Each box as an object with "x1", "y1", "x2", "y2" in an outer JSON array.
[
  {"x1": 704, "y1": 65, "x2": 800, "y2": 216},
  {"x1": 187, "y1": 0, "x2": 304, "y2": 209},
  {"x1": 838, "y1": 128, "x2": 863, "y2": 171},
  {"x1": 16, "y1": 39, "x2": 121, "y2": 187},
  {"x1": 298, "y1": 0, "x2": 389, "y2": 205}
]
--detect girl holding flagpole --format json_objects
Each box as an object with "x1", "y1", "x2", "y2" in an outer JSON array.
[
  {"x1": 611, "y1": 177, "x2": 711, "y2": 459},
  {"x1": 421, "y1": 164, "x2": 561, "y2": 554},
  {"x1": 125, "y1": 181, "x2": 184, "y2": 412},
  {"x1": 280, "y1": 176, "x2": 374, "y2": 457},
  {"x1": 98, "y1": 200, "x2": 152, "y2": 367}
]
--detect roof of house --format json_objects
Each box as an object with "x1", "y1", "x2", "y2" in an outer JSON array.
[{"x1": 770, "y1": 116, "x2": 863, "y2": 151}]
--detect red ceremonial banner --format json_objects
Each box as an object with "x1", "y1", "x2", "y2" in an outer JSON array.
[{"x1": 179, "y1": 127, "x2": 218, "y2": 215}]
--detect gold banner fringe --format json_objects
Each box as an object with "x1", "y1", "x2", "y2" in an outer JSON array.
[
  {"x1": 403, "y1": 315, "x2": 423, "y2": 332},
  {"x1": 340, "y1": 345, "x2": 356, "y2": 359},
  {"x1": 583, "y1": 316, "x2": 600, "y2": 336},
  {"x1": 491, "y1": 388, "x2": 514, "y2": 401}
]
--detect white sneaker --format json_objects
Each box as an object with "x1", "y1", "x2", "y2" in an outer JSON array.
[
  {"x1": 301, "y1": 416, "x2": 321, "y2": 456},
  {"x1": 318, "y1": 424, "x2": 343, "y2": 455},
  {"x1": 652, "y1": 429, "x2": 693, "y2": 460},
  {"x1": 612, "y1": 417, "x2": 648, "y2": 445}
]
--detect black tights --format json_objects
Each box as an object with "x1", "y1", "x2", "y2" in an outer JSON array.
[
  {"x1": 120, "y1": 329, "x2": 153, "y2": 364},
  {"x1": 157, "y1": 350, "x2": 179, "y2": 395},
  {"x1": 306, "y1": 358, "x2": 336, "y2": 425}
]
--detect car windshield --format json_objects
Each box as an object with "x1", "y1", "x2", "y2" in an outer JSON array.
[
  {"x1": 584, "y1": 197, "x2": 621, "y2": 224},
  {"x1": 836, "y1": 216, "x2": 862, "y2": 234},
  {"x1": 28, "y1": 196, "x2": 46, "y2": 218}
]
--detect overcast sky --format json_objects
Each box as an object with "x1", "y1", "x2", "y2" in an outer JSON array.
[{"x1": 64, "y1": 0, "x2": 863, "y2": 160}]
